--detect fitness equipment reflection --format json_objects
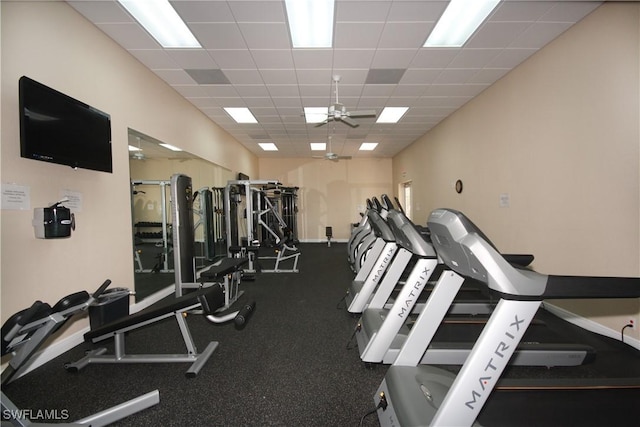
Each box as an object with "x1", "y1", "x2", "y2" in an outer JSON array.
[
  {"x1": 1, "y1": 280, "x2": 159, "y2": 426},
  {"x1": 131, "y1": 180, "x2": 173, "y2": 273},
  {"x1": 224, "y1": 180, "x2": 300, "y2": 275},
  {"x1": 172, "y1": 175, "x2": 247, "y2": 311}
]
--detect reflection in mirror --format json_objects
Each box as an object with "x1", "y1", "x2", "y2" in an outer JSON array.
[{"x1": 128, "y1": 128, "x2": 234, "y2": 302}]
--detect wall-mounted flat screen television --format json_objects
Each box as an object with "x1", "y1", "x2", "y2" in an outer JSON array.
[{"x1": 19, "y1": 76, "x2": 112, "y2": 173}]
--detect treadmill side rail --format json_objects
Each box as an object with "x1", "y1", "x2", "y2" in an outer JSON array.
[{"x1": 431, "y1": 299, "x2": 541, "y2": 427}]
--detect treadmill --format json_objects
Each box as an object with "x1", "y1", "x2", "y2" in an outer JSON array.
[
  {"x1": 347, "y1": 195, "x2": 502, "y2": 316},
  {"x1": 355, "y1": 204, "x2": 595, "y2": 367},
  {"x1": 374, "y1": 208, "x2": 640, "y2": 427}
]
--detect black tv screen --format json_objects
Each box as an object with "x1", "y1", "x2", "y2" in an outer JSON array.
[{"x1": 19, "y1": 76, "x2": 112, "y2": 173}]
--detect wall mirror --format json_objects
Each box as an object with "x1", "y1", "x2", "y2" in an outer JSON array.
[{"x1": 128, "y1": 128, "x2": 233, "y2": 302}]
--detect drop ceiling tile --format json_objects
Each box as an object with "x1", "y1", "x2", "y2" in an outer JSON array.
[
  {"x1": 332, "y1": 49, "x2": 376, "y2": 69},
  {"x1": 391, "y1": 83, "x2": 428, "y2": 97},
  {"x1": 387, "y1": 1, "x2": 447, "y2": 22},
  {"x1": 173, "y1": 1, "x2": 235, "y2": 23},
  {"x1": 410, "y1": 49, "x2": 458, "y2": 68},
  {"x1": 153, "y1": 69, "x2": 195, "y2": 85},
  {"x1": 234, "y1": 84, "x2": 271, "y2": 97},
  {"x1": 488, "y1": 48, "x2": 538, "y2": 68},
  {"x1": 511, "y1": 22, "x2": 573, "y2": 49},
  {"x1": 334, "y1": 22, "x2": 386, "y2": 49},
  {"x1": 228, "y1": 0, "x2": 286, "y2": 22},
  {"x1": 335, "y1": 1, "x2": 392, "y2": 22},
  {"x1": 68, "y1": 1, "x2": 132, "y2": 22},
  {"x1": 541, "y1": 2, "x2": 602, "y2": 23},
  {"x1": 190, "y1": 23, "x2": 246, "y2": 49},
  {"x1": 166, "y1": 49, "x2": 219, "y2": 68},
  {"x1": 251, "y1": 50, "x2": 295, "y2": 68},
  {"x1": 467, "y1": 22, "x2": 532, "y2": 48},
  {"x1": 490, "y1": 1, "x2": 554, "y2": 21},
  {"x1": 259, "y1": 69, "x2": 297, "y2": 85},
  {"x1": 425, "y1": 84, "x2": 489, "y2": 98},
  {"x1": 292, "y1": 49, "x2": 334, "y2": 70},
  {"x1": 268, "y1": 85, "x2": 301, "y2": 97},
  {"x1": 468, "y1": 68, "x2": 511, "y2": 85},
  {"x1": 400, "y1": 69, "x2": 442, "y2": 85},
  {"x1": 378, "y1": 22, "x2": 431, "y2": 49},
  {"x1": 97, "y1": 23, "x2": 158, "y2": 49},
  {"x1": 296, "y1": 69, "x2": 334, "y2": 85},
  {"x1": 238, "y1": 23, "x2": 291, "y2": 49},
  {"x1": 242, "y1": 97, "x2": 276, "y2": 108},
  {"x1": 208, "y1": 50, "x2": 256, "y2": 69},
  {"x1": 371, "y1": 49, "x2": 419, "y2": 69},
  {"x1": 448, "y1": 49, "x2": 502, "y2": 69},
  {"x1": 129, "y1": 49, "x2": 178, "y2": 69}
]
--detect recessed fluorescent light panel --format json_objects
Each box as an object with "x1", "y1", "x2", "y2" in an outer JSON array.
[
  {"x1": 224, "y1": 107, "x2": 258, "y2": 123},
  {"x1": 259, "y1": 143, "x2": 278, "y2": 151},
  {"x1": 359, "y1": 142, "x2": 378, "y2": 151},
  {"x1": 159, "y1": 143, "x2": 182, "y2": 152},
  {"x1": 376, "y1": 107, "x2": 409, "y2": 123},
  {"x1": 304, "y1": 107, "x2": 329, "y2": 123},
  {"x1": 285, "y1": 0, "x2": 335, "y2": 48},
  {"x1": 424, "y1": 0, "x2": 500, "y2": 47},
  {"x1": 310, "y1": 143, "x2": 326, "y2": 151},
  {"x1": 118, "y1": 0, "x2": 201, "y2": 48}
]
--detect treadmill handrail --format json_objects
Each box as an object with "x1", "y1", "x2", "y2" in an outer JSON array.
[{"x1": 427, "y1": 208, "x2": 640, "y2": 299}]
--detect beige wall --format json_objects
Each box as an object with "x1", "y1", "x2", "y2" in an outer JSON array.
[
  {"x1": 259, "y1": 158, "x2": 393, "y2": 240},
  {"x1": 0, "y1": 0, "x2": 257, "y2": 341},
  {"x1": 393, "y1": 3, "x2": 640, "y2": 340}
]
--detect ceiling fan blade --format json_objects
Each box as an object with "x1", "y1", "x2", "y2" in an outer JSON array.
[
  {"x1": 340, "y1": 116, "x2": 360, "y2": 127},
  {"x1": 337, "y1": 155, "x2": 352, "y2": 160},
  {"x1": 314, "y1": 120, "x2": 329, "y2": 128},
  {"x1": 346, "y1": 110, "x2": 377, "y2": 118}
]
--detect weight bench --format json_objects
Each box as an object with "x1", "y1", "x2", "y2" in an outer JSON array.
[
  {"x1": 1, "y1": 280, "x2": 159, "y2": 426},
  {"x1": 65, "y1": 283, "x2": 255, "y2": 378},
  {"x1": 197, "y1": 256, "x2": 249, "y2": 310}
]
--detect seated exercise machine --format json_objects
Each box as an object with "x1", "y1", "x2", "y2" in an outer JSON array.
[
  {"x1": 374, "y1": 208, "x2": 640, "y2": 427},
  {"x1": 172, "y1": 174, "x2": 246, "y2": 310},
  {"x1": 65, "y1": 281, "x2": 255, "y2": 378},
  {"x1": 354, "y1": 200, "x2": 594, "y2": 367},
  {"x1": 1, "y1": 280, "x2": 160, "y2": 426}
]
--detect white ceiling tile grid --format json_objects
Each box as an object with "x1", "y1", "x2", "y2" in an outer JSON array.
[{"x1": 68, "y1": 0, "x2": 603, "y2": 159}]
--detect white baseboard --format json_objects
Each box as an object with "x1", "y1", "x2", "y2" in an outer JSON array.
[{"x1": 544, "y1": 302, "x2": 640, "y2": 350}]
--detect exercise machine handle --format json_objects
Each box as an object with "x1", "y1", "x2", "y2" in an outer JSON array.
[
  {"x1": 92, "y1": 279, "x2": 112, "y2": 298},
  {"x1": 234, "y1": 302, "x2": 256, "y2": 328}
]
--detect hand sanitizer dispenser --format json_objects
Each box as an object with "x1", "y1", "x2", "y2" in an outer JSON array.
[{"x1": 33, "y1": 201, "x2": 75, "y2": 239}]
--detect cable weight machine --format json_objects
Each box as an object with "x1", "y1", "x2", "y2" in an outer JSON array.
[{"x1": 224, "y1": 180, "x2": 300, "y2": 275}]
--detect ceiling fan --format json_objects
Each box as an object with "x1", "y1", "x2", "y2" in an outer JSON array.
[
  {"x1": 315, "y1": 75, "x2": 377, "y2": 128},
  {"x1": 313, "y1": 135, "x2": 352, "y2": 162},
  {"x1": 130, "y1": 136, "x2": 145, "y2": 160}
]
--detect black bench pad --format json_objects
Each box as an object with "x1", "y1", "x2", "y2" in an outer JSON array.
[
  {"x1": 200, "y1": 257, "x2": 249, "y2": 281},
  {"x1": 85, "y1": 285, "x2": 224, "y2": 341}
]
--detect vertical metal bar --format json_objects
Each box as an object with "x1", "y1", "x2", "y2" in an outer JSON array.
[{"x1": 431, "y1": 299, "x2": 541, "y2": 427}]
